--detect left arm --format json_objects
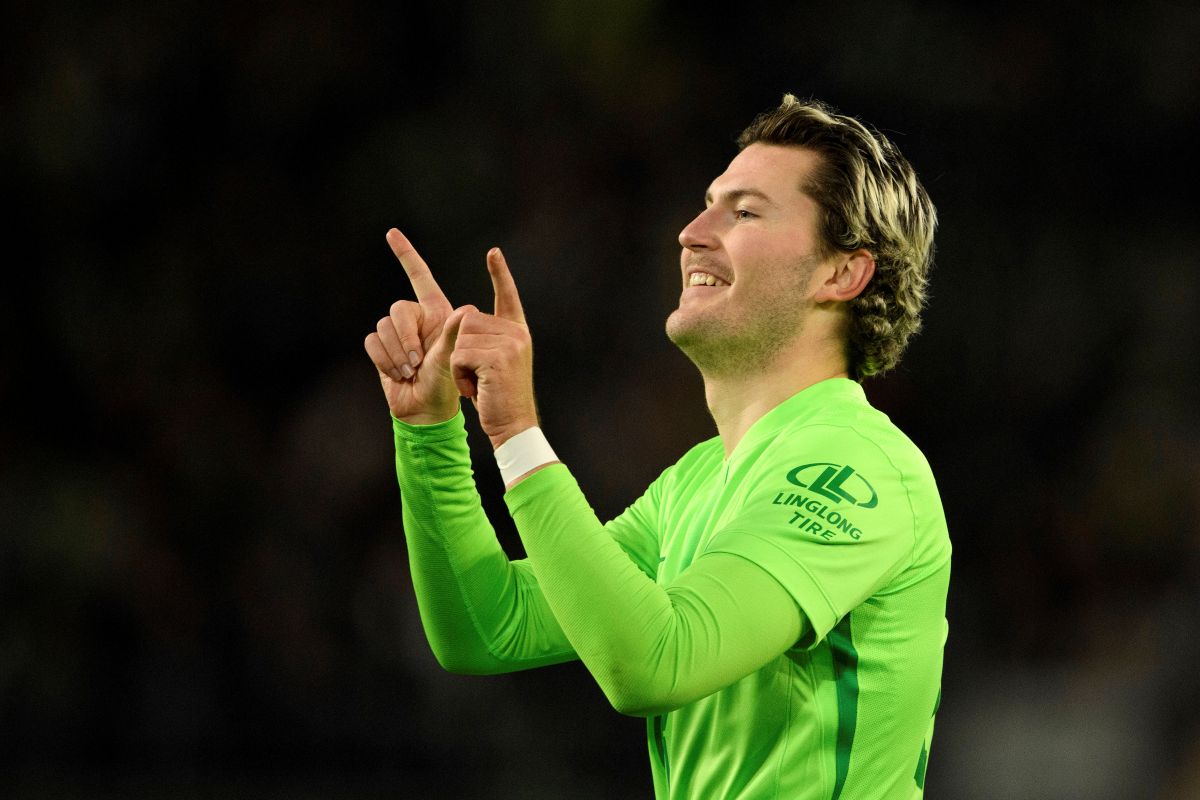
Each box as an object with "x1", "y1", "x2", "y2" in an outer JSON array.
[
  {"x1": 450, "y1": 248, "x2": 806, "y2": 715},
  {"x1": 505, "y1": 464, "x2": 805, "y2": 716}
]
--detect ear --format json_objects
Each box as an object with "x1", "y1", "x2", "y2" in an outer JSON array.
[{"x1": 813, "y1": 249, "x2": 875, "y2": 303}]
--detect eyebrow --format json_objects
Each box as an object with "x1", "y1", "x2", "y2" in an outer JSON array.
[{"x1": 704, "y1": 187, "x2": 777, "y2": 207}]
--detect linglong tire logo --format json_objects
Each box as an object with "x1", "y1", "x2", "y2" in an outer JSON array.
[{"x1": 786, "y1": 463, "x2": 878, "y2": 509}]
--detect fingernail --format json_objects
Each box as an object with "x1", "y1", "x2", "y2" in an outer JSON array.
[
  {"x1": 408, "y1": 350, "x2": 420, "y2": 367},
  {"x1": 400, "y1": 364, "x2": 415, "y2": 379}
]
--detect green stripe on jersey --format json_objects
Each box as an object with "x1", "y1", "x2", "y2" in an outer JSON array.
[
  {"x1": 651, "y1": 713, "x2": 670, "y2": 787},
  {"x1": 599, "y1": 379, "x2": 949, "y2": 798},
  {"x1": 829, "y1": 615, "x2": 860, "y2": 799}
]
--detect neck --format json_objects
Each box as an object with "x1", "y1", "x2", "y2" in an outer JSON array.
[{"x1": 701, "y1": 338, "x2": 848, "y2": 457}]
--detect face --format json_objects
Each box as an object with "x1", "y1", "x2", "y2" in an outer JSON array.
[{"x1": 666, "y1": 143, "x2": 829, "y2": 374}]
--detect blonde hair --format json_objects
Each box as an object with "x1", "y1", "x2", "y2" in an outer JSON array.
[{"x1": 737, "y1": 95, "x2": 937, "y2": 379}]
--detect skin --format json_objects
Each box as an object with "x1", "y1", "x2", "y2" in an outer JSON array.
[
  {"x1": 363, "y1": 142, "x2": 876, "y2": 479},
  {"x1": 667, "y1": 143, "x2": 875, "y2": 454},
  {"x1": 363, "y1": 230, "x2": 540, "y2": 456}
]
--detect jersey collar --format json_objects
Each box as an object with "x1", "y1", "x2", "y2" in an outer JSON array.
[{"x1": 726, "y1": 378, "x2": 868, "y2": 464}]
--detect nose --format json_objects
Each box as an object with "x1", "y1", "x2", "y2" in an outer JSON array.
[{"x1": 678, "y1": 207, "x2": 717, "y2": 251}]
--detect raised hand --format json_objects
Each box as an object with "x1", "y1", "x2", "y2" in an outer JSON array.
[
  {"x1": 364, "y1": 229, "x2": 475, "y2": 424},
  {"x1": 449, "y1": 248, "x2": 540, "y2": 450}
]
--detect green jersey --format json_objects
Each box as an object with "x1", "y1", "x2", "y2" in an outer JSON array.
[
  {"x1": 597, "y1": 378, "x2": 950, "y2": 798},
  {"x1": 393, "y1": 378, "x2": 950, "y2": 799}
]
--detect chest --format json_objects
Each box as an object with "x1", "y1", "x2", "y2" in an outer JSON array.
[{"x1": 654, "y1": 463, "x2": 757, "y2": 584}]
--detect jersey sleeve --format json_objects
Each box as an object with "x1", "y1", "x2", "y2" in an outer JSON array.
[
  {"x1": 394, "y1": 411, "x2": 577, "y2": 673},
  {"x1": 393, "y1": 411, "x2": 665, "y2": 674},
  {"x1": 505, "y1": 464, "x2": 807, "y2": 717},
  {"x1": 704, "y1": 423, "x2": 917, "y2": 646}
]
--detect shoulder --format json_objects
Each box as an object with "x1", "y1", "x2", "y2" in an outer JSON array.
[
  {"x1": 736, "y1": 398, "x2": 945, "y2": 550},
  {"x1": 654, "y1": 436, "x2": 724, "y2": 492},
  {"x1": 767, "y1": 397, "x2": 934, "y2": 490},
  {"x1": 614, "y1": 436, "x2": 723, "y2": 531}
]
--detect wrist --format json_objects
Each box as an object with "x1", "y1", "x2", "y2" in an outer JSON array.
[
  {"x1": 493, "y1": 426, "x2": 558, "y2": 487},
  {"x1": 393, "y1": 405, "x2": 461, "y2": 427},
  {"x1": 487, "y1": 415, "x2": 540, "y2": 451},
  {"x1": 392, "y1": 408, "x2": 466, "y2": 447}
]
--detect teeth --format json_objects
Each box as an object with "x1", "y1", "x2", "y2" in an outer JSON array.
[{"x1": 689, "y1": 272, "x2": 728, "y2": 287}]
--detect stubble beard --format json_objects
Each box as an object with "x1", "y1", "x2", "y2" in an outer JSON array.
[{"x1": 666, "y1": 253, "x2": 820, "y2": 379}]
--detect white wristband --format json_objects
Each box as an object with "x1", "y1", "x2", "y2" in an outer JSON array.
[{"x1": 494, "y1": 426, "x2": 559, "y2": 486}]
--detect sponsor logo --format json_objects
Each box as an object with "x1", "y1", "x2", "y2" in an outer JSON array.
[
  {"x1": 771, "y1": 491, "x2": 863, "y2": 540},
  {"x1": 786, "y1": 463, "x2": 878, "y2": 509}
]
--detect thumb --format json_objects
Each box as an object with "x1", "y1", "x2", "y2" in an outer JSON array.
[{"x1": 428, "y1": 305, "x2": 476, "y2": 364}]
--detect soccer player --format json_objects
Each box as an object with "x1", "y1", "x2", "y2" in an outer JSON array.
[{"x1": 364, "y1": 95, "x2": 949, "y2": 799}]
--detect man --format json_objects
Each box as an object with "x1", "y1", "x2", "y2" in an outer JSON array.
[{"x1": 364, "y1": 95, "x2": 949, "y2": 799}]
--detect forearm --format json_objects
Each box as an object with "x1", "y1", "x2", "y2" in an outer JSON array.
[
  {"x1": 505, "y1": 465, "x2": 803, "y2": 716},
  {"x1": 394, "y1": 412, "x2": 575, "y2": 673}
]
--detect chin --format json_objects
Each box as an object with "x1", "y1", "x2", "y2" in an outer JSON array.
[
  {"x1": 665, "y1": 308, "x2": 692, "y2": 345},
  {"x1": 666, "y1": 309, "x2": 717, "y2": 354}
]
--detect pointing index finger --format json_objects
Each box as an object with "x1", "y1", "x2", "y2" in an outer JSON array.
[
  {"x1": 387, "y1": 229, "x2": 450, "y2": 311},
  {"x1": 488, "y1": 247, "x2": 525, "y2": 324}
]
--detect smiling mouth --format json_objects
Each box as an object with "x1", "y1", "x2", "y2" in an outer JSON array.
[{"x1": 687, "y1": 271, "x2": 730, "y2": 287}]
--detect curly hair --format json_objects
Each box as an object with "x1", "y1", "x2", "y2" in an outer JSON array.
[{"x1": 737, "y1": 95, "x2": 937, "y2": 380}]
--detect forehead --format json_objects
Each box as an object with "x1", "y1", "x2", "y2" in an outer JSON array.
[{"x1": 707, "y1": 143, "x2": 822, "y2": 204}]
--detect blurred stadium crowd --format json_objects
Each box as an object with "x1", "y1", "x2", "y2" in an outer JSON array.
[{"x1": 3, "y1": 2, "x2": 1198, "y2": 797}]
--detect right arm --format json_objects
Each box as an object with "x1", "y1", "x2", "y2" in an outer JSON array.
[
  {"x1": 393, "y1": 409, "x2": 577, "y2": 673},
  {"x1": 364, "y1": 230, "x2": 580, "y2": 673}
]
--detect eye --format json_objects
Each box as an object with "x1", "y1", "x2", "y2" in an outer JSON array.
[{"x1": 734, "y1": 209, "x2": 757, "y2": 220}]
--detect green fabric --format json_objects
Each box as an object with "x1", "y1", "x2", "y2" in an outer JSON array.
[
  {"x1": 393, "y1": 412, "x2": 575, "y2": 672},
  {"x1": 393, "y1": 414, "x2": 806, "y2": 694},
  {"x1": 395, "y1": 378, "x2": 951, "y2": 799},
  {"x1": 506, "y1": 464, "x2": 807, "y2": 711}
]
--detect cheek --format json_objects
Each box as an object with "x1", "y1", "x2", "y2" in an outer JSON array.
[
  {"x1": 729, "y1": 226, "x2": 805, "y2": 262},
  {"x1": 728, "y1": 239, "x2": 799, "y2": 283}
]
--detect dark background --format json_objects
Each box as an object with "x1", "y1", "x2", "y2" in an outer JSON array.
[{"x1": 4, "y1": 1, "x2": 1199, "y2": 798}]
